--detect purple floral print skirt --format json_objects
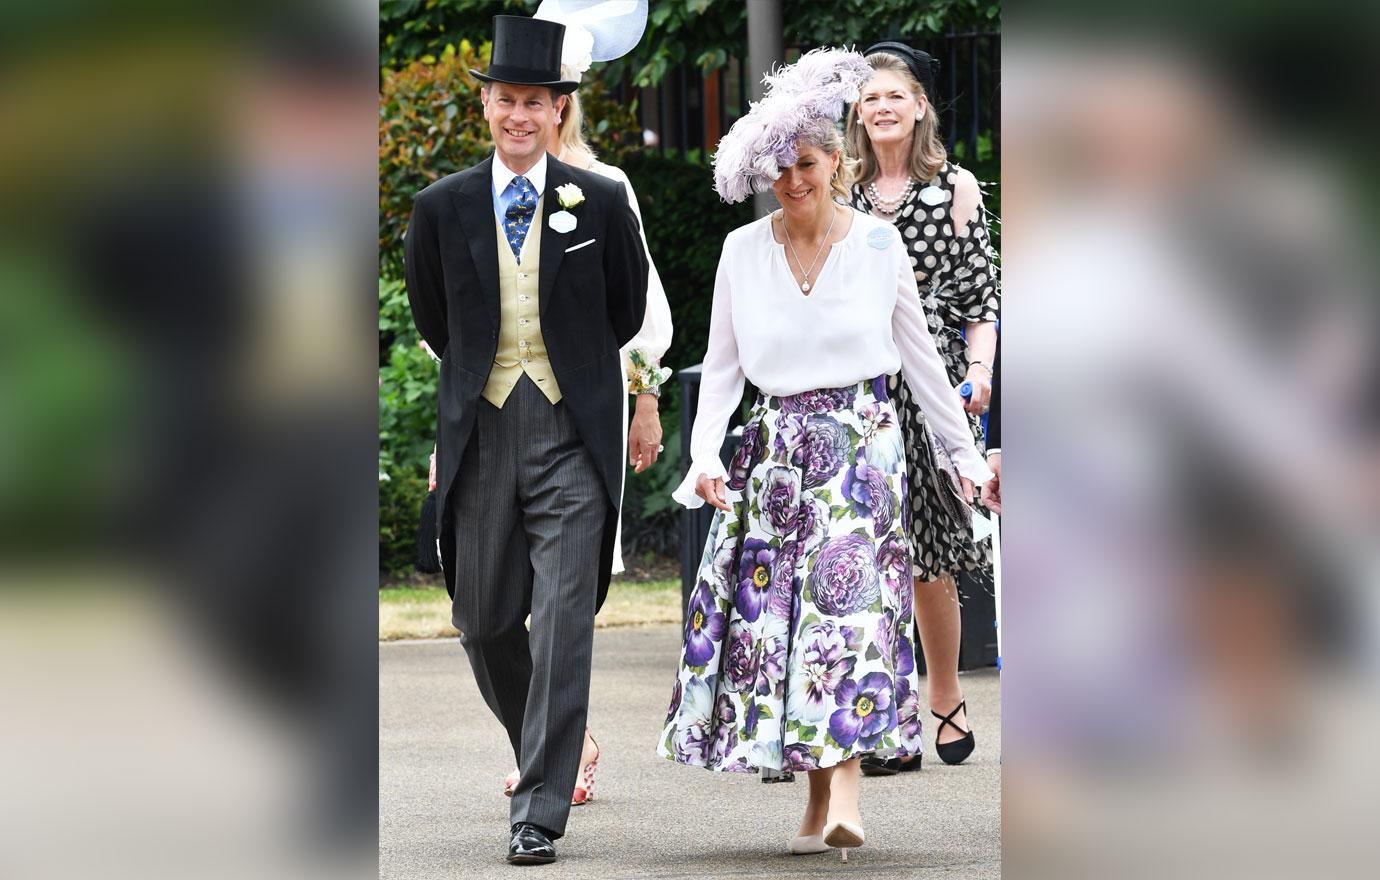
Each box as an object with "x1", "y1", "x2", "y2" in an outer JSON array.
[{"x1": 658, "y1": 377, "x2": 924, "y2": 774}]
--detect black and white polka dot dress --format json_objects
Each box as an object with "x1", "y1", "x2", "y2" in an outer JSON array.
[{"x1": 851, "y1": 161, "x2": 1000, "y2": 579}]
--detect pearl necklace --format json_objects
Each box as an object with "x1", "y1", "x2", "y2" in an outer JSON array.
[{"x1": 867, "y1": 176, "x2": 915, "y2": 215}]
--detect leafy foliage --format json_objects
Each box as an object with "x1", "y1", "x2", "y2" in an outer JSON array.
[
  {"x1": 786, "y1": 0, "x2": 1000, "y2": 49},
  {"x1": 380, "y1": 0, "x2": 1000, "y2": 84},
  {"x1": 379, "y1": 276, "x2": 439, "y2": 574},
  {"x1": 606, "y1": 0, "x2": 746, "y2": 87},
  {"x1": 380, "y1": 0, "x2": 533, "y2": 71}
]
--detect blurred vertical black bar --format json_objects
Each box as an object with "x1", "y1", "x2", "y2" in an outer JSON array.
[
  {"x1": 678, "y1": 64, "x2": 690, "y2": 160},
  {"x1": 658, "y1": 79, "x2": 669, "y2": 157},
  {"x1": 970, "y1": 34, "x2": 981, "y2": 155},
  {"x1": 988, "y1": 33, "x2": 1000, "y2": 156},
  {"x1": 739, "y1": 54, "x2": 748, "y2": 123},
  {"x1": 723, "y1": 56, "x2": 734, "y2": 137},
  {"x1": 947, "y1": 26, "x2": 958, "y2": 149}
]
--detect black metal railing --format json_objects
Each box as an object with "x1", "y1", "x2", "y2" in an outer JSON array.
[{"x1": 616, "y1": 30, "x2": 1000, "y2": 165}]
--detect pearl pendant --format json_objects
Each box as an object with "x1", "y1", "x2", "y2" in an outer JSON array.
[{"x1": 801, "y1": 281, "x2": 811, "y2": 292}]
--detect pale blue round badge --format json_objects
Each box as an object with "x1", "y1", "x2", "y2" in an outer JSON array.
[{"x1": 867, "y1": 227, "x2": 893, "y2": 250}]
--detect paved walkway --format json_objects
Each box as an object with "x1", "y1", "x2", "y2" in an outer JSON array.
[{"x1": 381, "y1": 626, "x2": 1000, "y2": 879}]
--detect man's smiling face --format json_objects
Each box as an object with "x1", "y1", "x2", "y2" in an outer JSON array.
[{"x1": 481, "y1": 82, "x2": 565, "y2": 172}]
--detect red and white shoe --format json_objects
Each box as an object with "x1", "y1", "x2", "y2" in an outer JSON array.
[
  {"x1": 570, "y1": 735, "x2": 600, "y2": 806},
  {"x1": 504, "y1": 733, "x2": 601, "y2": 804}
]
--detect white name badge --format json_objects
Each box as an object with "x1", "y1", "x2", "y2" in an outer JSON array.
[
  {"x1": 867, "y1": 227, "x2": 893, "y2": 250},
  {"x1": 549, "y1": 210, "x2": 577, "y2": 234},
  {"x1": 919, "y1": 185, "x2": 950, "y2": 206}
]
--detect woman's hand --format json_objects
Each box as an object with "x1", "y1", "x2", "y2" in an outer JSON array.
[
  {"x1": 428, "y1": 447, "x2": 437, "y2": 491},
  {"x1": 959, "y1": 475, "x2": 975, "y2": 505},
  {"x1": 961, "y1": 363, "x2": 992, "y2": 416},
  {"x1": 981, "y1": 452, "x2": 1001, "y2": 514},
  {"x1": 629, "y1": 394, "x2": 664, "y2": 473},
  {"x1": 695, "y1": 474, "x2": 732, "y2": 512}
]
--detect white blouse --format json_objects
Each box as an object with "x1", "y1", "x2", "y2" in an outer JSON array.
[
  {"x1": 589, "y1": 160, "x2": 674, "y2": 384},
  {"x1": 673, "y1": 209, "x2": 993, "y2": 508}
]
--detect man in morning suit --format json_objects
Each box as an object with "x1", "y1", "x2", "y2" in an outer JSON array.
[{"x1": 403, "y1": 14, "x2": 648, "y2": 866}]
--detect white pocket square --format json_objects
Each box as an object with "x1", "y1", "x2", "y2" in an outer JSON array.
[{"x1": 564, "y1": 238, "x2": 596, "y2": 254}]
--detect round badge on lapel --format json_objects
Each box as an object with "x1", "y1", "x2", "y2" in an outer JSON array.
[
  {"x1": 549, "y1": 210, "x2": 577, "y2": 234},
  {"x1": 867, "y1": 227, "x2": 893, "y2": 250},
  {"x1": 919, "y1": 185, "x2": 950, "y2": 206}
]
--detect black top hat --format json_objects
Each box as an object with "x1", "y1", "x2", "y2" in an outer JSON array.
[
  {"x1": 470, "y1": 15, "x2": 579, "y2": 94},
  {"x1": 863, "y1": 41, "x2": 941, "y2": 98}
]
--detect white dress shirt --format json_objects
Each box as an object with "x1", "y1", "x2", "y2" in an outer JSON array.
[
  {"x1": 673, "y1": 209, "x2": 994, "y2": 508},
  {"x1": 589, "y1": 159, "x2": 673, "y2": 377}
]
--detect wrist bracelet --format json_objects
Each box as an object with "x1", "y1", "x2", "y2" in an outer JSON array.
[{"x1": 969, "y1": 360, "x2": 993, "y2": 377}]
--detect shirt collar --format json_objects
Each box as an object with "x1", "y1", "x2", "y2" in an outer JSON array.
[{"x1": 492, "y1": 152, "x2": 548, "y2": 198}]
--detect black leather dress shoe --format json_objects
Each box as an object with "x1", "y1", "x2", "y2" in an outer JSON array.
[{"x1": 507, "y1": 823, "x2": 557, "y2": 865}]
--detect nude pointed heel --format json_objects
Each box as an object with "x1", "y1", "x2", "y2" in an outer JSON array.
[
  {"x1": 787, "y1": 834, "x2": 830, "y2": 855},
  {"x1": 823, "y1": 820, "x2": 865, "y2": 862}
]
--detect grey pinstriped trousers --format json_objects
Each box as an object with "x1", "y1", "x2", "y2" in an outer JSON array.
[{"x1": 451, "y1": 374, "x2": 605, "y2": 838}]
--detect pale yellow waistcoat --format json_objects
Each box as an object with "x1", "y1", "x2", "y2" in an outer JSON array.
[{"x1": 482, "y1": 197, "x2": 563, "y2": 407}]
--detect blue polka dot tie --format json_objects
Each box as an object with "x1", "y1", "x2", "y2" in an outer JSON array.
[{"x1": 503, "y1": 176, "x2": 537, "y2": 260}]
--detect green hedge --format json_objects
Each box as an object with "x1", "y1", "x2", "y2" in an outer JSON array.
[{"x1": 379, "y1": 277, "x2": 438, "y2": 573}]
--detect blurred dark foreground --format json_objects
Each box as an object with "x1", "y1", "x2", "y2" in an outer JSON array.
[
  {"x1": 1, "y1": 3, "x2": 378, "y2": 878},
  {"x1": 1002, "y1": 2, "x2": 1380, "y2": 878}
]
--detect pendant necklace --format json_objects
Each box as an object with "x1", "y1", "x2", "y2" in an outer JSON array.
[{"x1": 780, "y1": 206, "x2": 838, "y2": 293}]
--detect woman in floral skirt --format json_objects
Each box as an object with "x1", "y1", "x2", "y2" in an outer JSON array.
[{"x1": 657, "y1": 49, "x2": 992, "y2": 861}]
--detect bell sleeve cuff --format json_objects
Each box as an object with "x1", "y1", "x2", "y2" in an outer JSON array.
[{"x1": 672, "y1": 458, "x2": 729, "y2": 509}]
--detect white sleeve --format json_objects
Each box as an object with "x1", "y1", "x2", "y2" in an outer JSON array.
[
  {"x1": 672, "y1": 244, "x2": 745, "y2": 508},
  {"x1": 889, "y1": 228, "x2": 994, "y2": 485},
  {"x1": 615, "y1": 173, "x2": 674, "y2": 373}
]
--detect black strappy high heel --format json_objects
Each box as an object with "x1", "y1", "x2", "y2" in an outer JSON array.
[{"x1": 932, "y1": 700, "x2": 976, "y2": 765}]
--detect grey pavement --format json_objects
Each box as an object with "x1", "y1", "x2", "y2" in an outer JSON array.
[{"x1": 381, "y1": 625, "x2": 1000, "y2": 879}]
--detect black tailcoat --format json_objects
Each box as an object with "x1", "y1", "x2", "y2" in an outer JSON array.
[{"x1": 404, "y1": 153, "x2": 649, "y2": 608}]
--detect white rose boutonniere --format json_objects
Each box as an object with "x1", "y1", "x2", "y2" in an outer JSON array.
[
  {"x1": 556, "y1": 183, "x2": 585, "y2": 209},
  {"x1": 549, "y1": 183, "x2": 584, "y2": 233}
]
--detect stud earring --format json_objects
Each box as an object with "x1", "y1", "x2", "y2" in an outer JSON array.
[{"x1": 915, "y1": 112, "x2": 923, "y2": 121}]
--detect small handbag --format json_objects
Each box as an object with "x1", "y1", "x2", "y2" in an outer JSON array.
[
  {"x1": 415, "y1": 489, "x2": 442, "y2": 574},
  {"x1": 923, "y1": 421, "x2": 973, "y2": 531}
]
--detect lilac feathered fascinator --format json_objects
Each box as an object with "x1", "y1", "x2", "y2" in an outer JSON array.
[{"x1": 712, "y1": 48, "x2": 872, "y2": 204}]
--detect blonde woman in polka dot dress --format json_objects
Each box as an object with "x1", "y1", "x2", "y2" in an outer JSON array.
[{"x1": 846, "y1": 44, "x2": 1000, "y2": 770}]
